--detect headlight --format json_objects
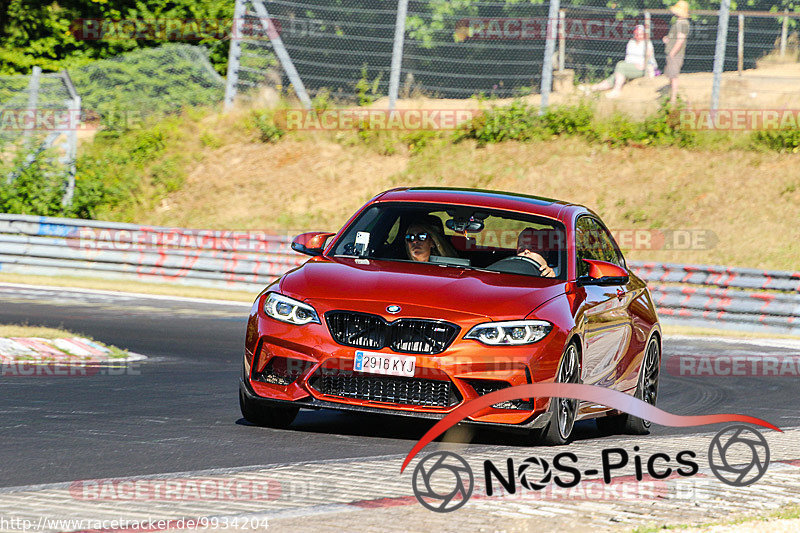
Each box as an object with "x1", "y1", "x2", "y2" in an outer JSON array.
[
  {"x1": 264, "y1": 293, "x2": 320, "y2": 325},
  {"x1": 464, "y1": 320, "x2": 552, "y2": 346}
]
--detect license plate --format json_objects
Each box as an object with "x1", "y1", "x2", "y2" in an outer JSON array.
[{"x1": 354, "y1": 351, "x2": 416, "y2": 377}]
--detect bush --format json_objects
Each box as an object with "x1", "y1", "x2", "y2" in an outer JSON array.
[
  {"x1": 454, "y1": 100, "x2": 548, "y2": 144},
  {"x1": 250, "y1": 111, "x2": 286, "y2": 143},
  {"x1": 752, "y1": 128, "x2": 800, "y2": 153},
  {"x1": 455, "y1": 100, "x2": 696, "y2": 148}
]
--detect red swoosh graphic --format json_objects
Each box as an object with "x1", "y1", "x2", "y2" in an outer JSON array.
[{"x1": 401, "y1": 383, "x2": 781, "y2": 473}]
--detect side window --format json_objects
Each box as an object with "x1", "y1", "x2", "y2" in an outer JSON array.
[
  {"x1": 575, "y1": 217, "x2": 595, "y2": 277},
  {"x1": 576, "y1": 217, "x2": 623, "y2": 277}
]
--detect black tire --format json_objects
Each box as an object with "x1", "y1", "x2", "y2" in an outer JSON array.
[
  {"x1": 537, "y1": 342, "x2": 581, "y2": 446},
  {"x1": 596, "y1": 335, "x2": 661, "y2": 436},
  {"x1": 239, "y1": 388, "x2": 299, "y2": 428}
]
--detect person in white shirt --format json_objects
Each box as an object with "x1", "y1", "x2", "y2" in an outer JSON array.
[{"x1": 583, "y1": 25, "x2": 657, "y2": 98}]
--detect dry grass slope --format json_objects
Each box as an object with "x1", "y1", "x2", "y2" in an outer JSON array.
[{"x1": 132, "y1": 108, "x2": 799, "y2": 270}]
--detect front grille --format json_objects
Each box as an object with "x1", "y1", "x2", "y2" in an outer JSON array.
[
  {"x1": 309, "y1": 372, "x2": 460, "y2": 408},
  {"x1": 470, "y1": 380, "x2": 533, "y2": 410},
  {"x1": 325, "y1": 311, "x2": 459, "y2": 355}
]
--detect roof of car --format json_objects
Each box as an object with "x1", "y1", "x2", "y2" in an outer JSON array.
[{"x1": 373, "y1": 187, "x2": 586, "y2": 220}]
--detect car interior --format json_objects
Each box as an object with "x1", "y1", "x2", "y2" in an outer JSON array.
[{"x1": 334, "y1": 204, "x2": 566, "y2": 279}]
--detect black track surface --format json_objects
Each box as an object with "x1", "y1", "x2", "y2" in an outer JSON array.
[{"x1": 1, "y1": 284, "x2": 797, "y2": 488}]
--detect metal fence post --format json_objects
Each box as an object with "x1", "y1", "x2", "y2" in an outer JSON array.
[
  {"x1": 558, "y1": 10, "x2": 565, "y2": 72},
  {"x1": 389, "y1": 0, "x2": 410, "y2": 111},
  {"x1": 251, "y1": 0, "x2": 312, "y2": 109},
  {"x1": 223, "y1": 0, "x2": 246, "y2": 111},
  {"x1": 23, "y1": 66, "x2": 42, "y2": 141},
  {"x1": 61, "y1": 70, "x2": 80, "y2": 208},
  {"x1": 710, "y1": 0, "x2": 731, "y2": 111},
  {"x1": 738, "y1": 14, "x2": 744, "y2": 75},
  {"x1": 780, "y1": 9, "x2": 788, "y2": 57},
  {"x1": 539, "y1": 0, "x2": 560, "y2": 115}
]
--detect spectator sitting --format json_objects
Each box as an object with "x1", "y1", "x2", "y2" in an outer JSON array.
[{"x1": 581, "y1": 25, "x2": 656, "y2": 99}]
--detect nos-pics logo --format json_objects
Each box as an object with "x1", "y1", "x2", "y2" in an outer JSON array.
[{"x1": 412, "y1": 425, "x2": 770, "y2": 513}]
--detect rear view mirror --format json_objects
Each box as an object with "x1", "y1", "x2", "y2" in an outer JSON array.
[
  {"x1": 577, "y1": 259, "x2": 629, "y2": 286},
  {"x1": 446, "y1": 217, "x2": 484, "y2": 233},
  {"x1": 291, "y1": 232, "x2": 335, "y2": 257}
]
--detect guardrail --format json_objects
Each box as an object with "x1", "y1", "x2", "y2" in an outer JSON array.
[
  {"x1": 0, "y1": 214, "x2": 304, "y2": 291},
  {"x1": 0, "y1": 214, "x2": 797, "y2": 334}
]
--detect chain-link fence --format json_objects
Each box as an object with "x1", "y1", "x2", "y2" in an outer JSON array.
[
  {"x1": 224, "y1": 0, "x2": 800, "y2": 110},
  {"x1": 0, "y1": 68, "x2": 80, "y2": 205},
  {"x1": 72, "y1": 43, "x2": 225, "y2": 121}
]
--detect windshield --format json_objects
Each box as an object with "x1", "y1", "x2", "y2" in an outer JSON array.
[{"x1": 332, "y1": 202, "x2": 567, "y2": 279}]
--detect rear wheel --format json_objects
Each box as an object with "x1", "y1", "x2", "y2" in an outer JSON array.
[
  {"x1": 538, "y1": 343, "x2": 580, "y2": 446},
  {"x1": 239, "y1": 389, "x2": 299, "y2": 428},
  {"x1": 596, "y1": 335, "x2": 661, "y2": 436}
]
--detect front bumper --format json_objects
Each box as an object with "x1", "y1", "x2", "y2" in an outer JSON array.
[
  {"x1": 239, "y1": 377, "x2": 552, "y2": 431},
  {"x1": 243, "y1": 295, "x2": 569, "y2": 428}
]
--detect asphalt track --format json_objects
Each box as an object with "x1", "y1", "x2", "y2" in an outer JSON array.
[{"x1": 1, "y1": 283, "x2": 798, "y2": 488}]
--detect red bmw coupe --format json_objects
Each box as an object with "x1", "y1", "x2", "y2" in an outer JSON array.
[{"x1": 240, "y1": 188, "x2": 661, "y2": 444}]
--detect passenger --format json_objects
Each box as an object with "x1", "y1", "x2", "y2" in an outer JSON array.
[
  {"x1": 404, "y1": 217, "x2": 458, "y2": 262},
  {"x1": 517, "y1": 227, "x2": 557, "y2": 278}
]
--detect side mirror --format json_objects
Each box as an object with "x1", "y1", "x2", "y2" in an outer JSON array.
[
  {"x1": 291, "y1": 232, "x2": 335, "y2": 257},
  {"x1": 577, "y1": 259, "x2": 629, "y2": 286}
]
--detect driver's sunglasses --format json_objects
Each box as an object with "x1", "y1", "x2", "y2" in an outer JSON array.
[{"x1": 404, "y1": 232, "x2": 429, "y2": 242}]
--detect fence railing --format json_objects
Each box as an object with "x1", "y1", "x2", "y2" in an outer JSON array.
[
  {"x1": 224, "y1": 0, "x2": 800, "y2": 112},
  {"x1": 1, "y1": 68, "x2": 81, "y2": 206},
  {"x1": 0, "y1": 214, "x2": 797, "y2": 334}
]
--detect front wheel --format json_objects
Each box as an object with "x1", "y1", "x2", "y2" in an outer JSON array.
[
  {"x1": 597, "y1": 335, "x2": 661, "y2": 436},
  {"x1": 239, "y1": 389, "x2": 299, "y2": 428},
  {"x1": 537, "y1": 343, "x2": 581, "y2": 446}
]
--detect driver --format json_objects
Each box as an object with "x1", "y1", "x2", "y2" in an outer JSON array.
[
  {"x1": 517, "y1": 228, "x2": 556, "y2": 278},
  {"x1": 405, "y1": 217, "x2": 458, "y2": 262}
]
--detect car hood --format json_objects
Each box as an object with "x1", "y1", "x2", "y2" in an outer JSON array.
[{"x1": 279, "y1": 256, "x2": 567, "y2": 320}]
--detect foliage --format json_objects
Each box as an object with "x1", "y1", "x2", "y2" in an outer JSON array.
[
  {"x1": 75, "y1": 115, "x2": 191, "y2": 219},
  {"x1": 0, "y1": 0, "x2": 234, "y2": 75},
  {"x1": 69, "y1": 44, "x2": 224, "y2": 119},
  {"x1": 0, "y1": 150, "x2": 69, "y2": 216},
  {"x1": 250, "y1": 110, "x2": 286, "y2": 143},
  {"x1": 455, "y1": 100, "x2": 696, "y2": 147},
  {"x1": 751, "y1": 127, "x2": 800, "y2": 152},
  {"x1": 402, "y1": 130, "x2": 442, "y2": 155},
  {"x1": 355, "y1": 66, "x2": 383, "y2": 106}
]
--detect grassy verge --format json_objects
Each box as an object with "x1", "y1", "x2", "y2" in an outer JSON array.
[{"x1": 0, "y1": 273, "x2": 258, "y2": 303}]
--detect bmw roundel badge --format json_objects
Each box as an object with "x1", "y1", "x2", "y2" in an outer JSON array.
[{"x1": 387, "y1": 305, "x2": 401, "y2": 314}]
